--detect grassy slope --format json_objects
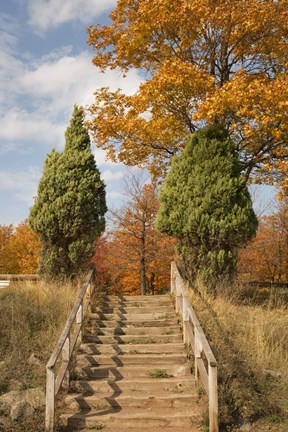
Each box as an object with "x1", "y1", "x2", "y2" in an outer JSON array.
[
  {"x1": 0, "y1": 281, "x2": 78, "y2": 431},
  {"x1": 188, "y1": 283, "x2": 288, "y2": 431}
]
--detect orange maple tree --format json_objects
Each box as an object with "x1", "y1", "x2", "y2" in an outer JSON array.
[
  {"x1": 0, "y1": 220, "x2": 40, "y2": 274},
  {"x1": 87, "y1": 0, "x2": 288, "y2": 185},
  {"x1": 238, "y1": 197, "x2": 288, "y2": 282},
  {"x1": 91, "y1": 179, "x2": 176, "y2": 295},
  {"x1": 0, "y1": 225, "x2": 17, "y2": 274}
]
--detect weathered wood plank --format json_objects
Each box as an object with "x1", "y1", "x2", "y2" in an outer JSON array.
[
  {"x1": 171, "y1": 262, "x2": 218, "y2": 432},
  {"x1": 0, "y1": 274, "x2": 39, "y2": 281},
  {"x1": 45, "y1": 264, "x2": 96, "y2": 432},
  {"x1": 196, "y1": 358, "x2": 209, "y2": 393}
]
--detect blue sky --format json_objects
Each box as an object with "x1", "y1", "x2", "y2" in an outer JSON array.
[
  {"x1": 0, "y1": 0, "x2": 278, "y2": 226},
  {"x1": 0, "y1": 0, "x2": 145, "y2": 225}
]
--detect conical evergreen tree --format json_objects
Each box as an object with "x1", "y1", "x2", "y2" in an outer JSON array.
[
  {"x1": 30, "y1": 105, "x2": 107, "y2": 280},
  {"x1": 156, "y1": 125, "x2": 258, "y2": 287}
]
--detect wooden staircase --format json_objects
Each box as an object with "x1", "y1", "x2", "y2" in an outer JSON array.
[{"x1": 59, "y1": 294, "x2": 206, "y2": 431}]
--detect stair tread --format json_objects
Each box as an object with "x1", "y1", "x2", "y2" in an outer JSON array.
[
  {"x1": 61, "y1": 408, "x2": 200, "y2": 416},
  {"x1": 79, "y1": 342, "x2": 186, "y2": 355},
  {"x1": 80, "y1": 428, "x2": 199, "y2": 432},
  {"x1": 77, "y1": 353, "x2": 187, "y2": 359},
  {"x1": 84, "y1": 334, "x2": 183, "y2": 344},
  {"x1": 59, "y1": 294, "x2": 206, "y2": 431},
  {"x1": 89, "y1": 319, "x2": 179, "y2": 327},
  {"x1": 65, "y1": 393, "x2": 197, "y2": 401},
  {"x1": 72, "y1": 376, "x2": 194, "y2": 384}
]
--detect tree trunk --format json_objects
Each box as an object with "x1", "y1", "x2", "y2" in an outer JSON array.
[
  {"x1": 140, "y1": 223, "x2": 146, "y2": 296},
  {"x1": 150, "y1": 272, "x2": 155, "y2": 295},
  {"x1": 140, "y1": 256, "x2": 146, "y2": 295}
]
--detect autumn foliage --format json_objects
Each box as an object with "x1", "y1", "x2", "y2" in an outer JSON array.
[
  {"x1": 87, "y1": 0, "x2": 288, "y2": 187},
  {"x1": 0, "y1": 220, "x2": 40, "y2": 274},
  {"x1": 238, "y1": 197, "x2": 288, "y2": 282},
  {"x1": 91, "y1": 181, "x2": 175, "y2": 295}
]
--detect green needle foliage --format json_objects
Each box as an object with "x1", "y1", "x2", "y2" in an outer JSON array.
[
  {"x1": 30, "y1": 105, "x2": 107, "y2": 280},
  {"x1": 156, "y1": 125, "x2": 258, "y2": 289}
]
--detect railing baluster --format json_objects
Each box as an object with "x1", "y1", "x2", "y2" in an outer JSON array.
[
  {"x1": 76, "y1": 301, "x2": 83, "y2": 343},
  {"x1": 171, "y1": 265, "x2": 176, "y2": 295},
  {"x1": 62, "y1": 335, "x2": 70, "y2": 389},
  {"x1": 175, "y1": 276, "x2": 181, "y2": 314},
  {"x1": 209, "y1": 364, "x2": 218, "y2": 432},
  {"x1": 45, "y1": 366, "x2": 55, "y2": 432},
  {"x1": 183, "y1": 296, "x2": 189, "y2": 345},
  {"x1": 194, "y1": 327, "x2": 201, "y2": 382},
  {"x1": 171, "y1": 262, "x2": 218, "y2": 432},
  {"x1": 45, "y1": 264, "x2": 96, "y2": 431}
]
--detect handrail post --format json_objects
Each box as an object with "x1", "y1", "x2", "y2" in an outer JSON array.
[
  {"x1": 170, "y1": 262, "x2": 218, "y2": 432},
  {"x1": 209, "y1": 363, "x2": 218, "y2": 432},
  {"x1": 183, "y1": 296, "x2": 189, "y2": 345},
  {"x1": 194, "y1": 327, "x2": 201, "y2": 382},
  {"x1": 175, "y1": 276, "x2": 182, "y2": 315},
  {"x1": 76, "y1": 301, "x2": 83, "y2": 343},
  {"x1": 62, "y1": 335, "x2": 70, "y2": 389},
  {"x1": 45, "y1": 266, "x2": 97, "y2": 432},
  {"x1": 86, "y1": 281, "x2": 92, "y2": 313},
  {"x1": 45, "y1": 366, "x2": 55, "y2": 432},
  {"x1": 171, "y1": 263, "x2": 176, "y2": 295}
]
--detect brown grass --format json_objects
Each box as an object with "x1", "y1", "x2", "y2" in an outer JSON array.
[
  {"x1": 188, "y1": 280, "x2": 288, "y2": 431},
  {"x1": 0, "y1": 280, "x2": 79, "y2": 430}
]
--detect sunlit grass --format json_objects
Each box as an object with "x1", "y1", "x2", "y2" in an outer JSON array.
[{"x1": 0, "y1": 280, "x2": 79, "y2": 393}]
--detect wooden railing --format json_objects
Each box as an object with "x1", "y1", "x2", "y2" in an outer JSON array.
[
  {"x1": 45, "y1": 264, "x2": 96, "y2": 432},
  {"x1": 171, "y1": 262, "x2": 218, "y2": 432},
  {"x1": 0, "y1": 274, "x2": 39, "y2": 289},
  {"x1": 0, "y1": 274, "x2": 39, "y2": 281}
]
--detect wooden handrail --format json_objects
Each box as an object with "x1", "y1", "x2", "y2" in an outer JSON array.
[
  {"x1": 45, "y1": 264, "x2": 96, "y2": 432},
  {"x1": 171, "y1": 262, "x2": 218, "y2": 432},
  {"x1": 0, "y1": 274, "x2": 39, "y2": 280}
]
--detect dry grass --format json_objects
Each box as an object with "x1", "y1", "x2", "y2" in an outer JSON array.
[
  {"x1": 188, "y1": 280, "x2": 288, "y2": 430},
  {"x1": 0, "y1": 280, "x2": 78, "y2": 393},
  {"x1": 213, "y1": 298, "x2": 288, "y2": 373}
]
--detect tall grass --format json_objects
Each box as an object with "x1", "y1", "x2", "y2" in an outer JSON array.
[
  {"x1": 213, "y1": 298, "x2": 288, "y2": 373},
  {"x1": 188, "y1": 281, "x2": 288, "y2": 429},
  {"x1": 0, "y1": 280, "x2": 78, "y2": 393}
]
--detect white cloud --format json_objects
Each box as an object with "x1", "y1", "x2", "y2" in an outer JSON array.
[
  {"x1": 18, "y1": 50, "x2": 141, "y2": 109},
  {"x1": 27, "y1": 0, "x2": 116, "y2": 32},
  {"x1": 107, "y1": 191, "x2": 124, "y2": 199},
  {"x1": 94, "y1": 149, "x2": 114, "y2": 166},
  {"x1": 0, "y1": 167, "x2": 41, "y2": 205},
  {"x1": 0, "y1": 47, "x2": 143, "y2": 152},
  {"x1": 0, "y1": 7, "x2": 144, "y2": 223},
  {"x1": 94, "y1": 148, "x2": 128, "y2": 168},
  {"x1": 0, "y1": 13, "x2": 18, "y2": 50},
  {"x1": 0, "y1": 108, "x2": 64, "y2": 146},
  {"x1": 102, "y1": 169, "x2": 124, "y2": 182}
]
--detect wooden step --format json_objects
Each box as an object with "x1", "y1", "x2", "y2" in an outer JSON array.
[
  {"x1": 94, "y1": 305, "x2": 173, "y2": 313},
  {"x1": 64, "y1": 393, "x2": 198, "y2": 411},
  {"x1": 89, "y1": 312, "x2": 176, "y2": 321},
  {"x1": 74, "y1": 364, "x2": 191, "y2": 380},
  {"x1": 60, "y1": 408, "x2": 202, "y2": 429},
  {"x1": 83, "y1": 333, "x2": 183, "y2": 345},
  {"x1": 86, "y1": 325, "x2": 181, "y2": 336},
  {"x1": 88, "y1": 318, "x2": 179, "y2": 328},
  {"x1": 79, "y1": 427, "x2": 200, "y2": 432},
  {"x1": 70, "y1": 377, "x2": 195, "y2": 396},
  {"x1": 79, "y1": 342, "x2": 185, "y2": 355},
  {"x1": 76, "y1": 353, "x2": 188, "y2": 367},
  {"x1": 102, "y1": 295, "x2": 171, "y2": 302},
  {"x1": 58, "y1": 294, "x2": 206, "y2": 431}
]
